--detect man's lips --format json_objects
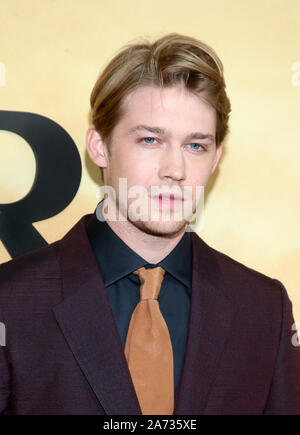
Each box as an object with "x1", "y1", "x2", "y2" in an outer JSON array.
[{"x1": 151, "y1": 194, "x2": 184, "y2": 202}]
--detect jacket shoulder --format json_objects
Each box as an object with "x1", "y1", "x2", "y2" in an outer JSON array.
[
  {"x1": 191, "y1": 232, "x2": 285, "y2": 301},
  {"x1": 213, "y1": 244, "x2": 279, "y2": 287},
  {"x1": 0, "y1": 242, "x2": 61, "y2": 296}
]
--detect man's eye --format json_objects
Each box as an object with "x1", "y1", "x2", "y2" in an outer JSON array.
[
  {"x1": 187, "y1": 143, "x2": 204, "y2": 151},
  {"x1": 142, "y1": 137, "x2": 156, "y2": 144}
]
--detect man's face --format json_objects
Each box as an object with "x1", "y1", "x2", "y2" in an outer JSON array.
[{"x1": 92, "y1": 85, "x2": 222, "y2": 237}]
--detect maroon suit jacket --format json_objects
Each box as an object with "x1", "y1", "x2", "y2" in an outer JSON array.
[{"x1": 0, "y1": 215, "x2": 300, "y2": 415}]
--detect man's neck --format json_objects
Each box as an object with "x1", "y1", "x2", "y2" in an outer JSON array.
[{"x1": 105, "y1": 219, "x2": 186, "y2": 264}]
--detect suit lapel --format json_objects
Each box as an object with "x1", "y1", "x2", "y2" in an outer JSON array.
[
  {"x1": 53, "y1": 215, "x2": 141, "y2": 415},
  {"x1": 174, "y1": 233, "x2": 235, "y2": 415}
]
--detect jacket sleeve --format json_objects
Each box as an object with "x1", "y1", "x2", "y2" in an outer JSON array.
[{"x1": 264, "y1": 280, "x2": 300, "y2": 414}]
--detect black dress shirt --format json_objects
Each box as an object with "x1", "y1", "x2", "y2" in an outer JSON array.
[{"x1": 86, "y1": 201, "x2": 192, "y2": 398}]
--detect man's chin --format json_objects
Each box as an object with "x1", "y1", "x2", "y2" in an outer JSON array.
[{"x1": 128, "y1": 217, "x2": 187, "y2": 238}]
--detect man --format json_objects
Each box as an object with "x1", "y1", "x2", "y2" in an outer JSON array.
[{"x1": 0, "y1": 33, "x2": 300, "y2": 415}]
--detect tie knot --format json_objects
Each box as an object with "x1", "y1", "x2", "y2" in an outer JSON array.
[{"x1": 133, "y1": 266, "x2": 165, "y2": 300}]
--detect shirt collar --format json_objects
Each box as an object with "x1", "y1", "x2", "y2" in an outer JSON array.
[{"x1": 86, "y1": 200, "x2": 192, "y2": 289}]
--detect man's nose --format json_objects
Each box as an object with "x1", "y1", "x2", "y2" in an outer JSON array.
[{"x1": 157, "y1": 146, "x2": 186, "y2": 181}]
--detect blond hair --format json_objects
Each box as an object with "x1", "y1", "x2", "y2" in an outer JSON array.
[{"x1": 91, "y1": 33, "x2": 231, "y2": 147}]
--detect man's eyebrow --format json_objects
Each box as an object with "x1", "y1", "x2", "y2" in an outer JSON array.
[
  {"x1": 128, "y1": 124, "x2": 215, "y2": 143},
  {"x1": 128, "y1": 125, "x2": 166, "y2": 135},
  {"x1": 185, "y1": 132, "x2": 215, "y2": 143}
]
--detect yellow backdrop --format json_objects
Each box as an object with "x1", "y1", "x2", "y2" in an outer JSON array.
[{"x1": 1, "y1": 0, "x2": 300, "y2": 323}]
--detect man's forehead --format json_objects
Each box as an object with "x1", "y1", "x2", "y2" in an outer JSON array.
[
  {"x1": 119, "y1": 85, "x2": 216, "y2": 131},
  {"x1": 123, "y1": 84, "x2": 196, "y2": 107}
]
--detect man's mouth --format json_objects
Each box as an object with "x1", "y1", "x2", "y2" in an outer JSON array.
[
  {"x1": 150, "y1": 194, "x2": 185, "y2": 208},
  {"x1": 156, "y1": 193, "x2": 184, "y2": 200}
]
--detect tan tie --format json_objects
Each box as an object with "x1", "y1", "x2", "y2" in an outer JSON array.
[{"x1": 124, "y1": 266, "x2": 174, "y2": 415}]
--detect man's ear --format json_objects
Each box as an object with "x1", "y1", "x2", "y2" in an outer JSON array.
[
  {"x1": 210, "y1": 144, "x2": 222, "y2": 174},
  {"x1": 86, "y1": 125, "x2": 109, "y2": 168}
]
